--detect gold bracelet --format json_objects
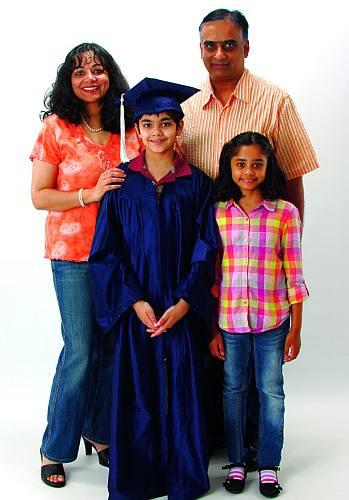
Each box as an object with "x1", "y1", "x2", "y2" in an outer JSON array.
[{"x1": 78, "y1": 188, "x2": 86, "y2": 207}]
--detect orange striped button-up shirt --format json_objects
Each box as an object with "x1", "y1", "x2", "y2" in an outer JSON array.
[{"x1": 181, "y1": 69, "x2": 319, "y2": 180}]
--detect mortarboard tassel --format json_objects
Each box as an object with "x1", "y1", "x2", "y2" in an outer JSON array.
[{"x1": 119, "y1": 93, "x2": 130, "y2": 163}]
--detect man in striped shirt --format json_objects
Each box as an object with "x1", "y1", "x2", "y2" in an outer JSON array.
[
  {"x1": 181, "y1": 7, "x2": 318, "y2": 466},
  {"x1": 182, "y1": 8, "x2": 319, "y2": 221}
]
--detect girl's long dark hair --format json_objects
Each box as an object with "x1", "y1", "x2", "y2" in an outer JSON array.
[
  {"x1": 214, "y1": 131, "x2": 286, "y2": 202},
  {"x1": 40, "y1": 42, "x2": 133, "y2": 133}
]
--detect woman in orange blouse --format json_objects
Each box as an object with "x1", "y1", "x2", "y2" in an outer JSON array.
[{"x1": 31, "y1": 43, "x2": 139, "y2": 488}]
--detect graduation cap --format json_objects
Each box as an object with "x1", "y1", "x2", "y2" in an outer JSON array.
[{"x1": 117, "y1": 78, "x2": 199, "y2": 162}]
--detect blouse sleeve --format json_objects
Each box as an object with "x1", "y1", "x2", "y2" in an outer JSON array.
[{"x1": 30, "y1": 116, "x2": 61, "y2": 165}]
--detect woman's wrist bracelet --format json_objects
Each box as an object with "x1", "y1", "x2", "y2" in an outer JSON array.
[{"x1": 78, "y1": 188, "x2": 86, "y2": 207}]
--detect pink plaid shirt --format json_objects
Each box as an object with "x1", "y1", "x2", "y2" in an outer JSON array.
[{"x1": 214, "y1": 198, "x2": 309, "y2": 333}]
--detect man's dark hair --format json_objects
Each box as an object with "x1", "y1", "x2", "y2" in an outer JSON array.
[
  {"x1": 214, "y1": 132, "x2": 286, "y2": 202},
  {"x1": 199, "y1": 9, "x2": 249, "y2": 40},
  {"x1": 41, "y1": 42, "x2": 133, "y2": 133}
]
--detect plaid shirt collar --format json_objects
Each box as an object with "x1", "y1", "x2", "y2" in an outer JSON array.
[{"x1": 225, "y1": 198, "x2": 277, "y2": 212}]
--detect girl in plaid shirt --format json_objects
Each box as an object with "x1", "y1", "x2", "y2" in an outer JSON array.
[{"x1": 209, "y1": 132, "x2": 308, "y2": 498}]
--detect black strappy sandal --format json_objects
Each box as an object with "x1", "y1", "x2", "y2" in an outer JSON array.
[
  {"x1": 82, "y1": 436, "x2": 109, "y2": 467},
  {"x1": 41, "y1": 462, "x2": 66, "y2": 488}
]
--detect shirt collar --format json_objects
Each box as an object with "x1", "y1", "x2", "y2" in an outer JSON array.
[
  {"x1": 201, "y1": 68, "x2": 251, "y2": 109},
  {"x1": 225, "y1": 198, "x2": 277, "y2": 212},
  {"x1": 261, "y1": 199, "x2": 277, "y2": 211},
  {"x1": 128, "y1": 151, "x2": 192, "y2": 183}
]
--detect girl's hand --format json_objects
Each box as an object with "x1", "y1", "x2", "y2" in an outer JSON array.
[
  {"x1": 84, "y1": 167, "x2": 126, "y2": 204},
  {"x1": 148, "y1": 299, "x2": 190, "y2": 338},
  {"x1": 284, "y1": 329, "x2": 301, "y2": 362},
  {"x1": 133, "y1": 300, "x2": 158, "y2": 330},
  {"x1": 209, "y1": 332, "x2": 225, "y2": 361}
]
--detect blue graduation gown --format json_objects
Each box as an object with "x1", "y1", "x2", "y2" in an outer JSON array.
[{"x1": 89, "y1": 160, "x2": 217, "y2": 500}]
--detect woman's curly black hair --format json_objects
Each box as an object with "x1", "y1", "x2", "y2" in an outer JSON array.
[
  {"x1": 214, "y1": 131, "x2": 286, "y2": 202},
  {"x1": 40, "y1": 42, "x2": 133, "y2": 133}
]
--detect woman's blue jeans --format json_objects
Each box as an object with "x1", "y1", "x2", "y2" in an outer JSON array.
[
  {"x1": 222, "y1": 319, "x2": 289, "y2": 467},
  {"x1": 40, "y1": 260, "x2": 114, "y2": 463}
]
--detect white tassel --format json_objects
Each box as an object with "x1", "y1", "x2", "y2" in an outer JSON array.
[{"x1": 119, "y1": 93, "x2": 129, "y2": 163}]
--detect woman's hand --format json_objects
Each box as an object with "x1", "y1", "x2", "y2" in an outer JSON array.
[
  {"x1": 83, "y1": 167, "x2": 126, "y2": 204},
  {"x1": 209, "y1": 332, "x2": 225, "y2": 361},
  {"x1": 132, "y1": 300, "x2": 158, "y2": 330},
  {"x1": 148, "y1": 299, "x2": 190, "y2": 338},
  {"x1": 31, "y1": 161, "x2": 126, "y2": 211}
]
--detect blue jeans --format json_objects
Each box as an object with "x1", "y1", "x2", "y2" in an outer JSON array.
[
  {"x1": 40, "y1": 260, "x2": 114, "y2": 462},
  {"x1": 222, "y1": 319, "x2": 289, "y2": 467}
]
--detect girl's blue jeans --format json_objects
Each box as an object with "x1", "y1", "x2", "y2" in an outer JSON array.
[
  {"x1": 222, "y1": 318, "x2": 289, "y2": 467},
  {"x1": 40, "y1": 260, "x2": 114, "y2": 463}
]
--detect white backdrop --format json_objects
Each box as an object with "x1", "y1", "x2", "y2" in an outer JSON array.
[{"x1": 1, "y1": 0, "x2": 348, "y2": 498}]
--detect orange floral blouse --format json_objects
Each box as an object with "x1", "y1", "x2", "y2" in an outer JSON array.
[{"x1": 30, "y1": 114, "x2": 140, "y2": 262}]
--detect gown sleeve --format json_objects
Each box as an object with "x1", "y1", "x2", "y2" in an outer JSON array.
[
  {"x1": 88, "y1": 189, "x2": 144, "y2": 334},
  {"x1": 173, "y1": 173, "x2": 218, "y2": 329}
]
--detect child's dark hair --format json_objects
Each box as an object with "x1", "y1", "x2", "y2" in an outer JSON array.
[
  {"x1": 135, "y1": 110, "x2": 183, "y2": 131},
  {"x1": 40, "y1": 42, "x2": 133, "y2": 133},
  {"x1": 214, "y1": 132, "x2": 286, "y2": 202}
]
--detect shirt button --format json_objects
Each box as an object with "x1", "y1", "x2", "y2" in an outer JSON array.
[
  {"x1": 243, "y1": 259, "x2": 247, "y2": 264},
  {"x1": 244, "y1": 238, "x2": 248, "y2": 243},
  {"x1": 152, "y1": 181, "x2": 156, "y2": 185},
  {"x1": 242, "y1": 280, "x2": 246, "y2": 285}
]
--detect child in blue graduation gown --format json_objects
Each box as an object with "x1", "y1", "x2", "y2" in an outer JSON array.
[{"x1": 89, "y1": 79, "x2": 218, "y2": 500}]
